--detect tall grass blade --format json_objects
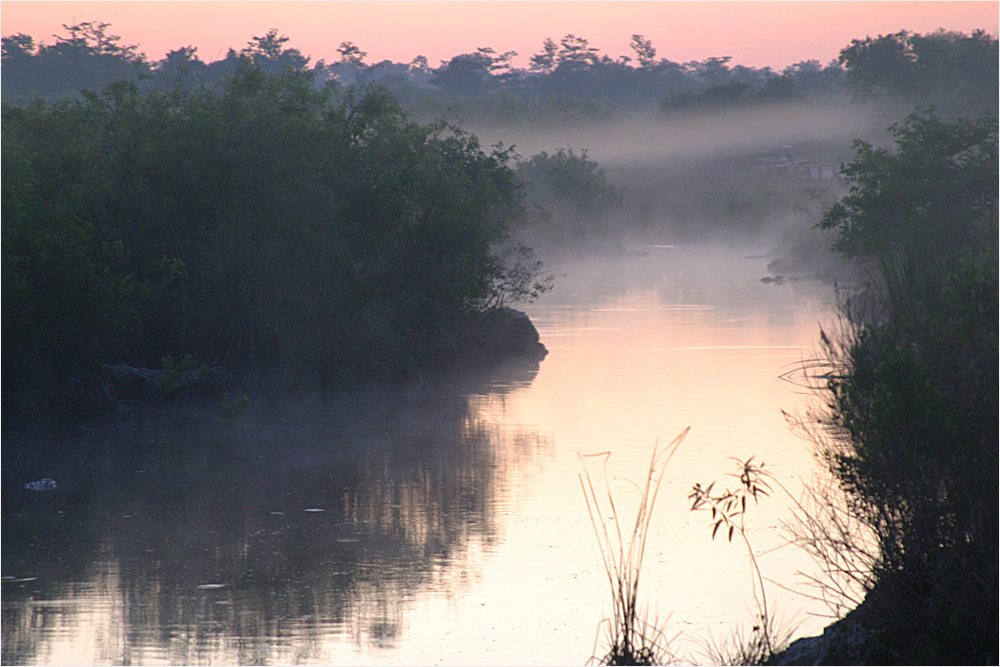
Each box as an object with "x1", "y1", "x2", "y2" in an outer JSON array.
[{"x1": 580, "y1": 427, "x2": 689, "y2": 665}]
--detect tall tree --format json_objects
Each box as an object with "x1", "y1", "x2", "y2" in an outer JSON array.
[
  {"x1": 629, "y1": 34, "x2": 657, "y2": 69},
  {"x1": 557, "y1": 34, "x2": 600, "y2": 69},
  {"x1": 529, "y1": 37, "x2": 559, "y2": 74}
]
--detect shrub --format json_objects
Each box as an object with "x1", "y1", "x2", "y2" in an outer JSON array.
[
  {"x1": 2, "y1": 66, "x2": 551, "y2": 419},
  {"x1": 812, "y1": 110, "x2": 998, "y2": 663}
]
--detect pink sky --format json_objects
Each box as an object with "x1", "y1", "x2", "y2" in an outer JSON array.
[{"x1": 1, "y1": 2, "x2": 997, "y2": 70}]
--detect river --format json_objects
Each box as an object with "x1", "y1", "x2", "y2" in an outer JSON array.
[{"x1": 2, "y1": 244, "x2": 842, "y2": 665}]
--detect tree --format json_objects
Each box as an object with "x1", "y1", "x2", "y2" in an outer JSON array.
[
  {"x1": 2, "y1": 65, "x2": 551, "y2": 416},
  {"x1": 240, "y1": 28, "x2": 310, "y2": 72},
  {"x1": 337, "y1": 41, "x2": 367, "y2": 67},
  {"x1": 839, "y1": 31, "x2": 916, "y2": 102},
  {"x1": 529, "y1": 37, "x2": 559, "y2": 74},
  {"x1": 694, "y1": 55, "x2": 733, "y2": 85},
  {"x1": 1, "y1": 21, "x2": 147, "y2": 101},
  {"x1": 516, "y1": 147, "x2": 624, "y2": 244},
  {"x1": 429, "y1": 47, "x2": 512, "y2": 94},
  {"x1": 839, "y1": 29, "x2": 998, "y2": 112},
  {"x1": 153, "y1": 46, "x2": 208, "y2": 85},
  {"x1": 629, "y1": 34, "x2": 657, "y2": 69},
  {"x1": 56, "y1": 21, "x2": 141, "y2": 59},
  {"x1": 556, "y1": 34, "x2": 600, "y2": 70},
  {"x1": 815, "y1": 110, "x2": 998, "y2": 662},
  {"x1": 1, "y1": 33, "x2": 35, "y2": 60},
  {"x1": 781, "y1": 59, "x2": 845, "y2": 99},
  {"x1": 819, "y1": 110, "x2": 997, "y2": 289}
]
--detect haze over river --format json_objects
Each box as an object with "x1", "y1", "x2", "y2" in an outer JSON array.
[{"x1": 3, "y1": 245, "x2": 843, "y2": 665}]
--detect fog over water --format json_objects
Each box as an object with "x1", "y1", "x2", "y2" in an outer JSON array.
[
  {"x1": 2, "y1": 243, "x2": 846, "y2": 665},
  {"x1": 474, "y1": 102, "x2": 874, "y2": 166}
]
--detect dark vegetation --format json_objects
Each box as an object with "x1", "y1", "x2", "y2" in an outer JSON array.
[
  {"x1": 794, "y1": 109, "x2": 998, "y2": 665},
  {"x1": 5, "y1": 24, "x2": 994, "y2": 123},
  {"x1": 580, "y1": 429, "x2": 688, "y2": 666},
  {"x1": 838, "y1": 29, "x2": 998, "y2": 113},
  {"x1": 515, "y1": 147, "x2": 625, "y2": 247},
  {"x1": 2, "y1": 63, "x2": 551, "y2": 422},
  {"x1": 4, "y1": 24, "x2": 996, "y2": 258},
  {"x1": 3, "y1": 21, "x2": 998, "y2": 664}
]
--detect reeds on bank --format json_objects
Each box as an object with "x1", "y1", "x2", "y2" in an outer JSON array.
[{"x1": 579, "y1": 427, "x2": 689, "y2": 666}]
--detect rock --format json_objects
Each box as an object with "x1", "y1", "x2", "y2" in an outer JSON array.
[
  {"x1": 473, "y1": 307, "x2": 548, "y2": 364},
  {"x1": 99, "y1": 363, "x2": 234, "y2": 402},
  {"x1": 768, "y1": 588, "x2": 900, "y2": 665},
  {"x1": 24, "y1": 478, "x2": 57, "y2": 491}
]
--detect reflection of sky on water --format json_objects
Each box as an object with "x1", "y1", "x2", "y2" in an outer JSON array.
[
  {"x1": 2, "y1": 379, "x2": 548, "y2": 665},
  {"x1": 2, "y1": 245, "x2": 844, "y2": 665}
]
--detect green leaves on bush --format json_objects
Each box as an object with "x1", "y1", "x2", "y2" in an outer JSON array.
[
  {"x1": 816, "y1": 110, "x2": 997, "y2": 663},
  {"x1": 2, "y1": 65, "x2": 551, "y2": 417}
]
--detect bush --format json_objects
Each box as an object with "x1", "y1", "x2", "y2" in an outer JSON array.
[
  {"x1": 814, "y1": 110, "x2": 998, "y2": 663},
  {"x1": 2, "y1": 66, "x2": 550, "y2": 420},
  {"x1": 515, "y1": 147, "x2": 625, "y2": 246}
]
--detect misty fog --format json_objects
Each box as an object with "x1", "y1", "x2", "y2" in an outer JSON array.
[{"x1": 4, "y1": 21, "x2": 996, "y2": 667}]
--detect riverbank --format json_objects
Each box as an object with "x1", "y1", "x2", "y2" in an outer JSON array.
[
  {"x1": 4, "y1": 307, "x2": 547, "y2": 427},
  {"x1": 2, "y1": 245, "x2": 841, "y2": 665}
]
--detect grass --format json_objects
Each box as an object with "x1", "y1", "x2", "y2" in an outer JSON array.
[
  {"x1": 579, "y1": 427, "x2": 689, "y2": 666},
  {"x1": 688, "y1": 457, "x2": 802, "y2": 665}
]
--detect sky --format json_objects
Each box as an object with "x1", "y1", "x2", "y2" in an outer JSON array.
[{"x1": 1, "y1": 1, "x2": 997, "y2": 70}]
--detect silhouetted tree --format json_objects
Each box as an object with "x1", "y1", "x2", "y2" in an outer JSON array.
[
  {"x1": 337, "y1": 41, "x2": 367, "y2": 67},
  {"x1": 529, "y1": 37, "x2": 559, "y2": 74},
  {"x1": 629, "y1": 34, "x2": 657, "y2": 69},
  {"x1": 556, "y1": 34, "x2": 600, "y2": 70},
  {"x1": 839, "y1": 29, "x2": 998, "y2": 112}
]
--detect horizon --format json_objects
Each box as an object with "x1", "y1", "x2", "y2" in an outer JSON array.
[{"x1": 2, "y1": 1, "x2": 998, "y2": 71}]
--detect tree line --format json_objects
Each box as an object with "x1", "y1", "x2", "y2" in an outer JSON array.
[{"x1": 4, "y1": 23, "x2": 996, "y2": 121}]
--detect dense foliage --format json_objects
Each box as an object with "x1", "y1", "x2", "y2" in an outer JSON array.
[
  {"x1": 5, "y1": 23, "x2": 997, "y2": 130},
  {"x1": 817, "y1": 110, "x2": 998, "y2": 663},
  {"x1": 3, "y1": 24, "x2": 847, "y2": 121},
  {"x1": 515, "y1": 148, "x2": 625, "y2": 246},
  {"x1": 839, "y1": 29, "x2": 998, "y2": 113},
  {"x1": 2, "y1": 65, "x2": 550, "y2": 420}
]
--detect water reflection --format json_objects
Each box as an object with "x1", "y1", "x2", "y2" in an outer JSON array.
[
  {"x1": 4, "y1": 245, "x2": 841, "y2": 665},
  {"x1": 2, "y1": 371, "x2": 548, "y2": 665}
]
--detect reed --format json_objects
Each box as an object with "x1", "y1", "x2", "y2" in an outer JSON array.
[
  {"x1": 689, "y1": 457, "x2": 799, "y2": 665},
  {"x1": 579, "y1": 427, "x2": 689, "y2": 666}
]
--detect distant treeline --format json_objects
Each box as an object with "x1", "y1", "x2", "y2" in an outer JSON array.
[
  {"x1": 1, "y1": 66, "x2": 553, "y2": 420},
  {"x1": 3, "y1": 23, "x2": 997, "y2": 121}
]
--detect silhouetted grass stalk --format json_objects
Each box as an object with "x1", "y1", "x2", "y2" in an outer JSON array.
[
  {"x1": 689, "y1": 457, "x2": 792, "y2": 665},
  {"x1": 779, "y1": 349, "x2": 883, "y2": 619},
  {"x1": 771, "y1": 472, "x2": 878, "y2": 618},
  {"x1": 579, "y1": 427, "x2": 689, "y2": 666}
]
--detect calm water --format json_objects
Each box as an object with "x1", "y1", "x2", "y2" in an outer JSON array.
[{"x1": 2, "y1": 245, "x2": 841, "y2": 665}]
